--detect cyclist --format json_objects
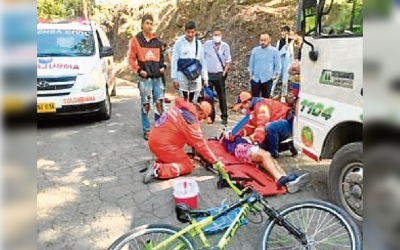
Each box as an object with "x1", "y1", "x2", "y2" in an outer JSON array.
[
  {"x1": 144, "y1": 97, "x2": 222, "y2": 184},
  {"x1": 221, "y1": 132, "x2": 308, "y2": 193}
]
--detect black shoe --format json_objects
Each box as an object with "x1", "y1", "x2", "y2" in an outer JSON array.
[
  {"x1": 143, "y1": 131, "x2": 150, "y2": 141},
  {"x1": 221, "y1": 119, "x2": 228, "y2": 125},
  {"x1": 288, "y1": 141, "x2": 298, "y2": 156}
]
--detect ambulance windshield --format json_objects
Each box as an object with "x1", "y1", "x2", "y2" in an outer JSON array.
[{"x1": 37, "y1": 29, "x2": 95, "y2": 57}]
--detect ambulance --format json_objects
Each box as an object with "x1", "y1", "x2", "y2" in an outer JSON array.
[{"x1": 37, "y1": 20, "x2": 116, "y2": 120}]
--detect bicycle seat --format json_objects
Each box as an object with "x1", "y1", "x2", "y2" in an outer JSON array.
[{"x1": 175, "y1": 204, "x2": 211, "y2": 223}]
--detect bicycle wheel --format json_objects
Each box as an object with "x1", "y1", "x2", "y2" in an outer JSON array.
[
  {"x1": 258, "y1": 201, "x2": 362, "y2": 250},
  {"x1": 108, "y1": 224, "x2": 196, "y2": 250}
]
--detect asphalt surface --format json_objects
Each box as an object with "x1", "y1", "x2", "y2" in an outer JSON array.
[{"x1": 37, "y1": 80, "x2": 330, "y2": 250}]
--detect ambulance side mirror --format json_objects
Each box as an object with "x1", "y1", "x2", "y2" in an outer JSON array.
[{"x1": 100, "y1": 46, "x2": 113, "y2": 58}]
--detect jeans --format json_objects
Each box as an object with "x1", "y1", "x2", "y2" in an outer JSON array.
[
  {"x1": 139, "y1": 77, "x2": 165, "y2": 133},
  {"x1": 251, "y1": 79, "x2": 272, "y2": 98},
  {"x1": 265, "y1": 119, "x2": 293, "y2": 157},
  {"x1": 208, "y1": 72, "x2": 228, "y2": 122},
  {"x1": 271, "y1": 55, "x2": 291, "y2": 96}
]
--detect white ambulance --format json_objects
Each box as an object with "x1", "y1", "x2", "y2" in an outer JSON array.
[
  {"x1": 294, "y1": 0, "x2": 363, "y2": 224},
  {"x1": 37, "y1": 20, "x2": 116, "y2": 120}
]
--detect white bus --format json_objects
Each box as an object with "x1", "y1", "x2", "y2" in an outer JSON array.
[{"x1": 294, "y1": 0, "x2": 363, "y2": 224}]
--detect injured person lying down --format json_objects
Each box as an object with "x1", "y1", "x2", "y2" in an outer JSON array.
[{"x1": 220, "y1": 131, "x2": 309, "y2": 193}]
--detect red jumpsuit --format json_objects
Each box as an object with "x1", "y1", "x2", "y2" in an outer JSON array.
[
  {"x1": 148, "y1": 97, "x2": 217, "y2": 179},
  {"x1": 238, "y1": 98, "x2": 291, "y2": 144}
]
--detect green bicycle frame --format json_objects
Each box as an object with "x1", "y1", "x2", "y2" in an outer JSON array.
[
  {"x1": 149, "y1": 197, "x2": 255, "y2": 250},
  {"x1": 145, "y1": 164, "x2": 261, "y2": 250}
]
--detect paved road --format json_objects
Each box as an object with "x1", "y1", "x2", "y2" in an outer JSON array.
[{"x1": 37, "y1": 80, "x2": 330, "y2": 250}]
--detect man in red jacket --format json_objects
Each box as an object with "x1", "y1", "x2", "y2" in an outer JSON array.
[
  {"x1": 143, "y1": 97, "x2": 224, "y2": 184},
  {"x1": 128, "y1": 14, "x2": 166, "y2": 141}
]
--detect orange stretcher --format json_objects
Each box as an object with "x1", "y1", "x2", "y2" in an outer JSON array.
[{"x1": 192, "y1": 139, "x2": 286, "y2": 196}]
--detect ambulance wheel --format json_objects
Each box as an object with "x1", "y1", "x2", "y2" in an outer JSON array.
[{"x1": 99, "y1": 86, "x2": 112, "y2": 120}]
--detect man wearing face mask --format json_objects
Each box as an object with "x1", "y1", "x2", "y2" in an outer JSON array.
[
  {"x1": 249, "y1": 32, "x2": 281, "y2": 98},
  {"x1": 203, "y1": 27, "x2": 232, "y2": 125}
]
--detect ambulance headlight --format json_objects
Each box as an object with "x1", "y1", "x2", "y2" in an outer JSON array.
[{"x1": 79, "y1": 69, "x2": 103, "y2": 92}]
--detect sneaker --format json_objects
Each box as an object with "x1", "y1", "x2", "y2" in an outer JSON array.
[
  {"x1": 277, "y1": 174, "x2": 298, "y2": 187},
  {"x1": 143, "y1": 162, "x2": 158, "y2": 184},
  {"x1": 221, "y1": 118, "x2": 228, "y2": 126},
  {"x1": 286, "y1": 173, "x2": 310, "y2": 194},
  {"x1": 143, "y1": 131, "x2": 150, "y2": 141}
]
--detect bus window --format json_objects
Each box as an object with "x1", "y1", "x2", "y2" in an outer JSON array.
[{"x1": 320, "y1": 0, "x2": 363, "y2": 37}]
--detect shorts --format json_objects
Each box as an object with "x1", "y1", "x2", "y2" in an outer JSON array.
[
  {"x1": 139, "y1": 77, "x2": 165, "y2": 104},
  {"x1": 234, "y1": 143, "x2": 257, "y2": 164}
]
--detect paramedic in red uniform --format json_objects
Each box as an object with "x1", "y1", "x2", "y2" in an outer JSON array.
[
  {"x1": 233, "y1": 91, "x2": 291, "y2": 145},
  {"x1": 143, "y1": 97, "x2": 224, "y2": 184},
  {"x1": 233, "y1": 91, "x2": 298, "y2": 158}
]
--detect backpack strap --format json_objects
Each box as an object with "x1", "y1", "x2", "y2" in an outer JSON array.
[
  {"x1": 213, "y1": 44, "x2": 225, "y2": 70},
  {"x1": 195, "y1": 38, "x2": 198, "y2": 59}
]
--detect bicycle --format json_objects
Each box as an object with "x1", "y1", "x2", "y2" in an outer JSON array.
[{"x1": 108, "y1": 164, "x2": 362, "y2": 250}]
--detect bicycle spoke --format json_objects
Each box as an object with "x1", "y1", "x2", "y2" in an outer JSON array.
[
  {"x1": 133, "y1": 237, "x2": 141, "y2": 250},
  {"x1": 314, "y1": 231, "x2": 351, "y2": 247},
  {"x1": 306, "y1": 208, "x2": 317, "y2": 234},
  {"x1": 315, "y1": 220, "x2": 343, "y2": 238},
  {"x1": 263, "y1": 204, "x2": 356, "y2": 250},
  {"x1": 310, "y1": 214, "x2": 339, "y2": 242}
]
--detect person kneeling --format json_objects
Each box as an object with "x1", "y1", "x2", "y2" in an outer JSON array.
[
  {"x1": 221, "y1": 132, "x2": 308, "y2": 193},
  {"x1": 143, "y1": 97, "x2": 222, "y2": 184}
]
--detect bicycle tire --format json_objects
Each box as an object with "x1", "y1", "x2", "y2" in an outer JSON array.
[
  {"x1": 258, "y1": 200, "x2": 362, "y2": 250},
  {"x1": 107, "y1": 224, "x2": 196, "y2": 250}
]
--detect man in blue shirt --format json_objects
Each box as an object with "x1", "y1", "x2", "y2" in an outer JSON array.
[{"x1": 248, "y1": 32, "x2": 281, "y2": 98}]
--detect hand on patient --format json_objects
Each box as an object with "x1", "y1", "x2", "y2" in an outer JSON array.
[{"x1": 223, "y1": 130, "x2": 235, "y2": 141}]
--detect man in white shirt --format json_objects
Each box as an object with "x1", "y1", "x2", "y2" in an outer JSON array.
[{"x1": 171, "y1": 21, "x2": 208, "y2": 103}]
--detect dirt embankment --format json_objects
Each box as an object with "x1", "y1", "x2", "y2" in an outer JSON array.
[{"x1": 92, "y1": 0, "x2": 297, "y2": 93}]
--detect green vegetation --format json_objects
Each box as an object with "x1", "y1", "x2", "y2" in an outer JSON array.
[{"x1": 37, "y1": 0, "x2": 88, "y2": 19}]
